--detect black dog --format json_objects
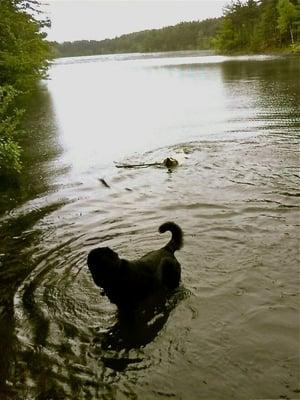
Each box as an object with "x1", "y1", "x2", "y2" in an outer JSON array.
[{"x1": 87, "y1": 222, "x2": 183, "y2": 311}]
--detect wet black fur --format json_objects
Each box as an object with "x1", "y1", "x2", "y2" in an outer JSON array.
[{"x1": 87, "y1": 222, "x2": 183, "y2": 311}]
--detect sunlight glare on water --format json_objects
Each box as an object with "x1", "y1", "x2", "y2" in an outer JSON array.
[{"x1": 47, "y1": 53, "x2": 278, "y2": 172}]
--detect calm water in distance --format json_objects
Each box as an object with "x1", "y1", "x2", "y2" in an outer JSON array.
[{"x1": 0, "y1": 51, "x2": 299, "y2": 400}]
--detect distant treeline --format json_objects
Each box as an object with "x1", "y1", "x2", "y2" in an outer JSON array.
[
  {"x1": 53, "y1": 18, "x2": 222, "y2": 57},
  {"x1": 53, "y1": 0, "x2": 300, "y2": 58}
]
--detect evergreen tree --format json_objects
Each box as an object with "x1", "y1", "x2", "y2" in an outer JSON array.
[
  {"x1": 257, "y1": 0, "x2": 280, "y2": 50},
  {"x1": 214, "y1": 0, "x2": 300, "y2": 53}
]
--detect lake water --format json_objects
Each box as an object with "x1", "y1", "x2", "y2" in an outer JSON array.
[{"x1": 0, "y1": 51, "x2": 299, "y2": 400}]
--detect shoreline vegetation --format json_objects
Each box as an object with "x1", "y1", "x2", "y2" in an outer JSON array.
[
  {"x1": 0, "y1": 0, "x2": 51, "y2": 179},
  {"x1": 1, "y1": 0, "x2": 299, "y2": 179}
]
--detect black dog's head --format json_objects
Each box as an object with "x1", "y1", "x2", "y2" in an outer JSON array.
[{"x1": 87, "y1": 247, "x2": 121, "y2": 290}]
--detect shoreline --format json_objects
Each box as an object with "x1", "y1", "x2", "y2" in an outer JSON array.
[{"x1": 51, "y1": 46, "x2": 300, "y2": 60}]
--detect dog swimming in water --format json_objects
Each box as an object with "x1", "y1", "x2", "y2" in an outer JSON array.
[{"x1": 87, "y1": 222, "x2": 183, "y2": 311}]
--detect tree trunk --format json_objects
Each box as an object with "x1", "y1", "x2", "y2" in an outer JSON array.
[{"x1": 289, "y1": 24, "x2": 295, "y2": 44}]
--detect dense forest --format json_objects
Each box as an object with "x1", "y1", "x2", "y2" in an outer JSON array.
[
  {"x1": 0, "y1": 0, "x2": 51, "y2": 178},
  {"x1": 53, "y1": 18, "x2": 221, "y2": 58},
  {"x1": 54, "y1": 0, "x2": 300, "y2": 58},
  {"x1": 214, "y1": 0, "x2": 300, "y2": 53}
]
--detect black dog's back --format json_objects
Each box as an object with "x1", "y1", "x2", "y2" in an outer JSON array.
[{"x1": 87, "y1": 221, "x2": 183, "y2": 311}]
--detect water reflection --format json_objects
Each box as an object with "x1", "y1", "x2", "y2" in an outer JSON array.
[
  {"x1": 98, "y1": 287, "x2": 189, "y2": 354},
  {"x1": 0, "y1": 200, "x2": 66, "y2": 398},
  {"x1": 220, "y1": 57, "x2": 300, "y2": 125},
  {"x1": 47, "y1": 53, "x2": 300, "y2": 177},
  {"x1": 48, "y1": 53, "x2": 238, "y2": 172},
  {"x1": 0, "y1": 84, "x2": 64, "y2": 216}
]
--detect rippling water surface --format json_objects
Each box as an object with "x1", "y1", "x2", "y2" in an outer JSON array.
[{"x1": 0, "y1": 52, "x2": 299, "y2": 400}]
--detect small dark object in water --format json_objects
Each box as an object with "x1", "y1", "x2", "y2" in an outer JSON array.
[
  {"x1": 114, "y1": 161, "x2": 160, "y2": 169},
  {"x1": 87, "y1": 222, "x2": 183, "y2": 311},
  {"x1": 162, "y1": 157, "x2": 179, "y2": 168},
  {"x1": 114, "y1": 157, "x2": 179, "y2": 169},
  {"x1": 98, "y1": 178, "x2": 110, "y2": 188}
]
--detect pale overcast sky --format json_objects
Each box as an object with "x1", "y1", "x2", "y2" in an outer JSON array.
[{"x1": 42, "y1": 1, "x2": 228, "y2": 43}]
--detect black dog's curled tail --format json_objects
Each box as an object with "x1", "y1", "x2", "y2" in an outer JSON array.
[{"x1": 159, "y1": 221, "x2": 183, "y2": 252}]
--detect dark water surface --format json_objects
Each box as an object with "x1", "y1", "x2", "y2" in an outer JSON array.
[{"x1": 0, "y1": 52, "x2": 299, "y2": 399}]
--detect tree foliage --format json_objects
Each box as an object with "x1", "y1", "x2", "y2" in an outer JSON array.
[
  {"x1": 214, "y1": 0, "x2": 300, "y2": 53},
  {"x1": 0, "y1": 0, "x2": 51, "y2": 177},
  {"x1": 277, "y1": 0, "x2": 300, "y2": 44},
  {"x1": 0, "y1": 86, "x2": 23, "y2": 176},
  {"x1": 53, "y1": 18, "x2": 222, "y2": 58},
  {"x1": 0, "y1": 0, "x2": 51, "y2": 90}
]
